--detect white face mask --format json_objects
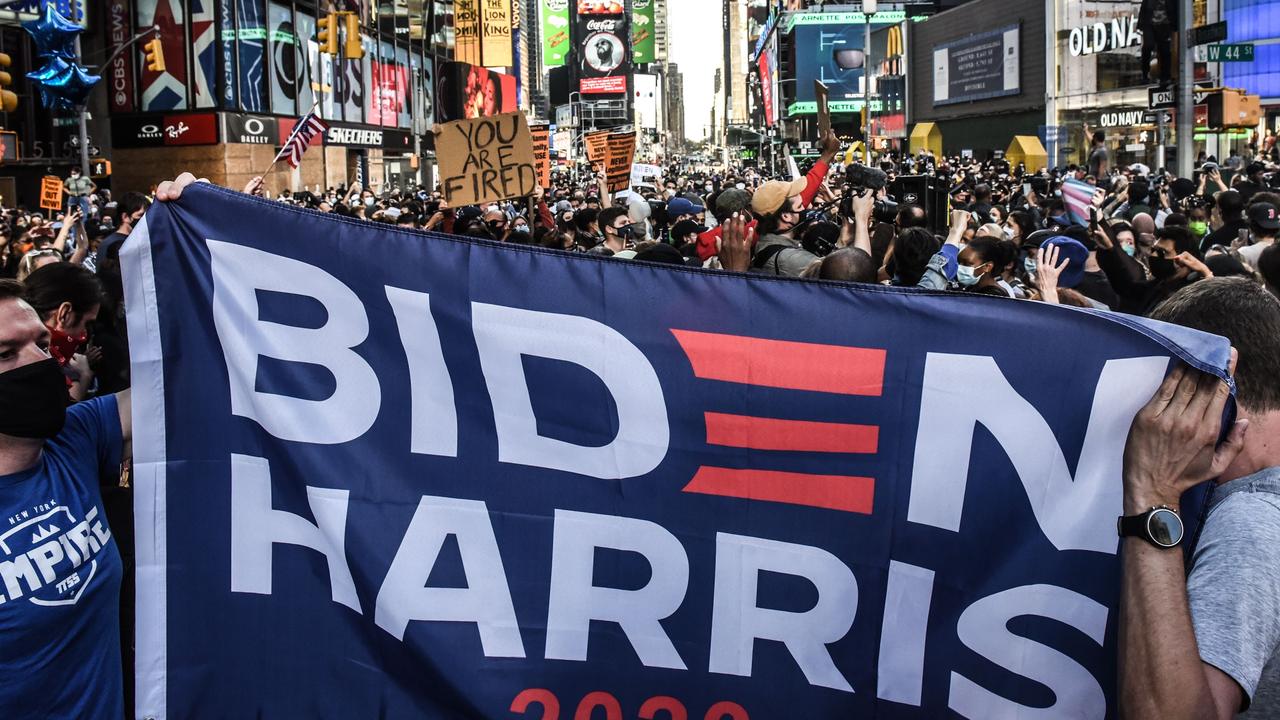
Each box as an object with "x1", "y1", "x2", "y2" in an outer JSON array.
[
  {"x1": 1002, "y1": 225, "x2": 1014, "y2": 240},
  {"x1": 736, "y1": 183, "x2": 745, "y2": 190}
]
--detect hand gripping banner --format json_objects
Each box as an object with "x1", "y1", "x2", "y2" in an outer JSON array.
[{"x1": 123, "y1": 184, "x2": 1231, "y2": 719}]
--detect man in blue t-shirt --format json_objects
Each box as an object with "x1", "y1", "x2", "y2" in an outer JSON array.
[{"x1": 0, "y1": 277, "x2": 131, "y2": 719}]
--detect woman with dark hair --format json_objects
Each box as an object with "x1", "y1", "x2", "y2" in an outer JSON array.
[
  {"x1": 956, "y1": 235, "x2": 1017, "y2": 297},
  {"x1": 21, "y1": 262, "x2": 104, "y2": 400}
]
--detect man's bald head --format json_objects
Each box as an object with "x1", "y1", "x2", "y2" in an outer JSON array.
[{"x1": 816, "y1": 248, "x2": 876, "y2": 283}]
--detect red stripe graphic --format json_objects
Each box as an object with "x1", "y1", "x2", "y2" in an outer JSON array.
[
  {"x1": 684, "y1": 467, "x2": 875, "y2": 514},
  {"x1": 704, "y1": 412, "x2": 879, "y2": 454},
  {"x1": 671, "y1": 329, "x2": 886, "y2": 395}
]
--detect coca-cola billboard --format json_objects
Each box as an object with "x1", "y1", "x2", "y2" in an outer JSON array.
[
  {"x1": 575, "y1": 10, "x2": 629, "y2": 98},
  {"x1": 108, "y1": 0, "x2": 135, "y2": 113}
]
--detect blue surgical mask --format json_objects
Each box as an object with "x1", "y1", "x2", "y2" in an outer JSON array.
[
  {"x1": 1123, "y1": 244, "x2": 1136, "y2": 256},
  {"x1": 957, "y1": 264, "x2": 983, "y2": 287},
  {"x1": 1023, "y1": 257, "x2": 1037, "y2": 275}
]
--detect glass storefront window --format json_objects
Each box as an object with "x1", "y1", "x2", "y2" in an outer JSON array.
[{"x1": 1056, "y1": 0, "x2": 1176, "y2": 97}]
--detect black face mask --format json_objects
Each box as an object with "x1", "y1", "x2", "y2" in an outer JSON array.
[
  {"x1": 1149, "y1": 255, "x2": 1178, "y2": 280},
  {"x1": 0, "y1": 359, "x2": 69, "y2": 439}
]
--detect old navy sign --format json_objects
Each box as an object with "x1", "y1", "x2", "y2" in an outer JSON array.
[
  {"x1": 123, "y1": 184, "x2": 1232, "y2": 719},
  {"x1": 1068, "y1": 15, "x2": 1141, "y2": 56}
]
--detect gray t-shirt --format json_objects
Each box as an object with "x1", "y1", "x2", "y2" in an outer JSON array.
[
  {"x1": 1187, "y1": 466, "x2": 1280, "y2": 712},
  {"x1": 1089, "y1": 145, "x2": 1109, "y2": 177}
]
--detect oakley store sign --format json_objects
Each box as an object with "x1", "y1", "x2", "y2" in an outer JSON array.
[{"x1": 1068, "y1": 15, "x2": 1142, "y2": 56}]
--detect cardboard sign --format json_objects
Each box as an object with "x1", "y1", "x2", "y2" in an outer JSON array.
[
  {"x1": 40, "y1": 176, "x2": 64, "y2": 212},
  {"x1": 815, "y1": 80, "x2": 831, "y2": 139},
  {"x1": 605, "y1": 131, "x2": 637, "y2": 194},
  {"x1": 584, "y1": 130, "x2": 611, "y2": 169},
  {"x1": 529, "y1": 123, "x2": 551, "y2": 189},
  {"x1": 435, "y1": 111, "x2": 537, "y2": 206}
]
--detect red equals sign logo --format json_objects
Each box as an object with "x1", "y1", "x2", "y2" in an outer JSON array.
[{"x1": 672, "y1": 330, "x2": 886, "y2": 515}]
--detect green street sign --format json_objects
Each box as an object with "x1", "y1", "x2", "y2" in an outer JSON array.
[{"x1": 1208, "y1": 43, "x2": 1254, "y2": 62}]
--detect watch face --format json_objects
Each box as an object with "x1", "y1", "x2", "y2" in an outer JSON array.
[{"x1": 1146, "y1": 508, "x2": 1184, "y2": 548}]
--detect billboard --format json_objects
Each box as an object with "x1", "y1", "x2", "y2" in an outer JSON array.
[
  {"x1": 632, "y1": 0, "x2": 656, "y2": 64},
  {"x1": 136, "y1": 0, "x2": 190, "y2": 111},
  {"x1": 758, "y1": 46, "x2": 777, "y2": 126},
  {"x1": 482, "y1": 0, "x2": 514, "y2": 67},
  {"x1": 541, "y1": 0, "x2": 571, "y2": 67},
  {"x1": 932, "y1": 25, "x2": 1020, "y2": 106},
  {"x1": 455, "y1": 0, "x2": 483, "y2": 66},
  {"x1": 1223, "y1": 0, "x2": 1280, "y2": 99},
  {"x1": 577, "y1": 11, "x2": 630, "y2": 97},
  {"x1": 791, "y1": 18, "x2": 900, "y2": 114},
  {"x1": 437, "y1": 62, "x2": 519, "y2": 122},
  {"x1": 107, "y1": 0, "x2": 136, "y2": 112}
]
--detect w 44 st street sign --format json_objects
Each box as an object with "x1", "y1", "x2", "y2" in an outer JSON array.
[{"x1": 1207, "y1": 44, "x2": 1255, "y2": 62}]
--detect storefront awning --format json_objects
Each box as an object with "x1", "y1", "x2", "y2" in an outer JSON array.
[
  {"x1": 1006, "y1": 135, "x2": 1048, "y2": 173},
  {"x1": 909, "y1": 122, "x2": 942, "y2": 158}
]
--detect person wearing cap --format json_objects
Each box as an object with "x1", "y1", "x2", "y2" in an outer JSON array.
[
  {"x1": 1238, "y1": 202, "x2": 1279, "y2": 268},
  {"x1": 694, "y1": 188, "x2": 755, "y2": 264},
  {"x1": 1036, "y1": 235, "x2": 1114, "y2": 309},
  {"x1": 666, "y1": 197, "x2": 705, "y2": 226},
  {"x1": 750, "y1": 177, "x2": 817, "y2": 276},
  {"x1": 1057, "y1": 225, "x2": 1120, "y2": 309}
]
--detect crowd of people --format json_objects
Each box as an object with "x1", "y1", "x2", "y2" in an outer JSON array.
[{"x1": 2, "y1": 127, "x2": 1280, "y2": 718}]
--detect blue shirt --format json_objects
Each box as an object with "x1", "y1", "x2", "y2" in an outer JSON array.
[{"x1": 0, "y1": 395, "x2": 123, "y2": 720}]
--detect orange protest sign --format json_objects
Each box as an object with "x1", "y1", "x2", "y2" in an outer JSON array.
[
  {"x1": 40, "y1": 176, "x2": 63, "y2": 212},
  {"x1": 584, "y1": 130, "x2": 610, "y2": 168},
  {"x1": 604, "y1": 132, "x2": 637, "y2": 194},
  {"x1": 529, "y1": 123, "x2": 551, "y2": 189}
]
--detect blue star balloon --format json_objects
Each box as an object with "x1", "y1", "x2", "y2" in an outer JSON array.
[
  {"x1": 49, "y1": 62, "x2": 100, "y2": 110},
  {"x1": 26, "y1": 56, "x2": 99, "y2": 110},
  {"x1": 21, "y1": 2, "x2": 82, "y2": 61}
]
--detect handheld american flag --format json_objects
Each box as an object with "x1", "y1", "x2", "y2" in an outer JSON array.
[{"x1": 274, "y1": 108, "x2": 328, "y2": 169}]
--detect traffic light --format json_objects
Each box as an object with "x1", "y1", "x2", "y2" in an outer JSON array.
[
  {"x1": 317, "y1": 13, "x2": 339, "y2": 55},
  {"x1": 143, "y1": 38, "x2": 166, "y2": 73},
  {"x1": 342, "y1": 12, "x2": 364, "y2": 59},
  {"x1": 0, "y1": 53, "x2": 16, "y2": 112}
]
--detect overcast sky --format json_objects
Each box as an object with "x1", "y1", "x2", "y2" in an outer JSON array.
[{"x1": 668, "y1": 1, "x2": 724, "y2": 141}]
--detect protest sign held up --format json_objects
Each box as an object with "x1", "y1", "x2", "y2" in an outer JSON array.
[
  {"x1": 435, "y1": 111, "x2": 537, "y2": 207},
  {"x1": 40, "y1": 176, "x2": 63, "y2": 211},
  {"x1": 529, "y1": 123, "x2": 551, "y2": 189},
  {"x1": 605, "y1": 131, "x2": 637, "y2": 193},
  {"x1": 584, "y1": 129, "x2": 611, "y2": 170}
]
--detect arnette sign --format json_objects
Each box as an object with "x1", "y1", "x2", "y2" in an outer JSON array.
[{"x1": 1068, "y1": 15, "x2": 1142, "y2": 56}]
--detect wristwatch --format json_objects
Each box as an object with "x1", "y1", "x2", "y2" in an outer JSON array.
[{"x1": 1117, "y1": 506, "x2": 1184, "y2": 549}]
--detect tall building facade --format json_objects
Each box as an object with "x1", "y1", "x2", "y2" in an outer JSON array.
[
  {"x1": 654, "y1": 0, "x2": 669, "y2": 62},
  {"x1": 726, "y1": 0, "x2": 751, "y2": 126},
  {"x1": 666, "y1": 62, "x2": 686, "y2": 151}
]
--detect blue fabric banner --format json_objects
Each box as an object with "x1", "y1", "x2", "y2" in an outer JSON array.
[{"x1": 122, "y1": 184, "x2": 1230, "y2": 719}]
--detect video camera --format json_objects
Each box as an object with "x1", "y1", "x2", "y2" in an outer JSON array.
[{"x1": 840, "y1": 163, "x2": 899, "y2": 224}]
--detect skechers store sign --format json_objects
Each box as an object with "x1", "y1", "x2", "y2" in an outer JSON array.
[{"x1": 1068, "y1": 15, "x2": 1141, "y2": 56}]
